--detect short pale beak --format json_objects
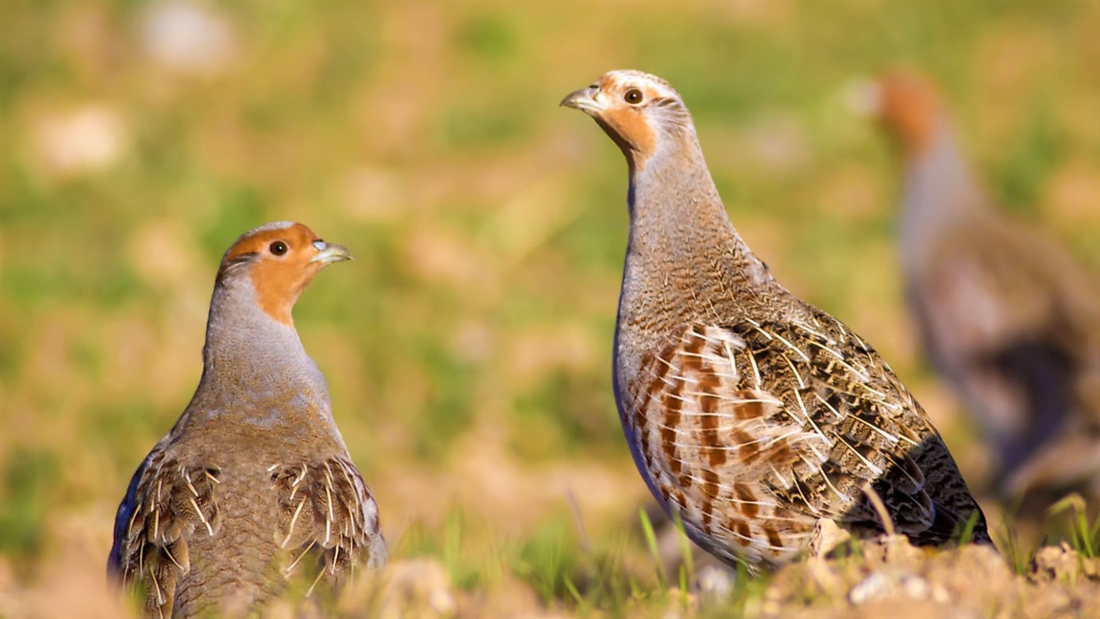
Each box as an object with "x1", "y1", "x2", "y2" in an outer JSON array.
[
  {"x1": 310, "y1": 241, "x2": 353, "y2": 265},
  {"x1": 560, "y1": 85, "x2": 604, "y2": 115}
]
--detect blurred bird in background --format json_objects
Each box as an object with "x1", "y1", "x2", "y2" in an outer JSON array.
[
  {"x1": 857, "y1": 69, "x2": 1100, "y2": 505},
  {"x1": 562, "y1": 70, "x2": 990, "y2": 572},
  {"x1": 108, "y1": 222, "x2": 387, "y2": 618}
]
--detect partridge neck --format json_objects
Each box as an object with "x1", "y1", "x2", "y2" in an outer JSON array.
[
  {"x1": 185, "y1": 277, "x2": 338, "y2": 436},
  {"x1": 630, "y1": 135, "x2": 726, "y2": 250},
  {"x1": 203, "y1": 279, "x2": 308, "y2": 367},
  {"x1": 899, "y1": 123, "x2": 989, "y2": 273},
  {"x1": 625, "y1": 132, "x2": 771, "y2": 291}
]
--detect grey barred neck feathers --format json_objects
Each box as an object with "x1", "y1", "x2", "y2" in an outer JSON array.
[
  {"x1": 898, "y1": 124, "x2": 989, "y2": 274},
  {"x1": 865, "y1": 70, "x2": 992, "y2": 271},
  {"x1": 564, "y1": 70, "x2": 991, "y2": 570}
]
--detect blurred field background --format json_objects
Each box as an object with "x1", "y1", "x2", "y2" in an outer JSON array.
[{"x1": 1, "y1": 1, "x2": 1098, "y2": 616}]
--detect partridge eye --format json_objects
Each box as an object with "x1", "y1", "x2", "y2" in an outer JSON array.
[
  {"x1": 624, "y1": 89, "x2": 644, "y2": 105},
  {"x1": 269, "y1": 241, "x2": 288, "y2": 256}
]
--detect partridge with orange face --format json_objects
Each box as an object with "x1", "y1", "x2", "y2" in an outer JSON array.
[
  {"x1": 108, "y1": 222, "x2": 386, "y2": 618},
  {"x1": 562, "y1": 70, "x2": 991, "y2": 570},
  {"x1": 863, "y1": 70, "x2": 1100, "y2": 499}
]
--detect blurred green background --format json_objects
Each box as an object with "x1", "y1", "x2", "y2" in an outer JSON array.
[{"x1": 1, "y1": 1, "x2": 1097, "y2": 615}]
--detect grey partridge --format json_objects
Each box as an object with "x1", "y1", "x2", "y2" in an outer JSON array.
[
  {"x1": 562, "y1": 70, "x2": 991, "y2": 570},
  {"x1": 864, "y1": 70, "x2": 1100, "y2": 499},
  {"x1": 107, "y1": 222, "x2": 387, "y2": 618}
]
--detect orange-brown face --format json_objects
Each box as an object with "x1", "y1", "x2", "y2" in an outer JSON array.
[
  {"x1": 561, "y1": 70, "x2": 685, "y2": 165},
  {"x1": 872, "y1": 70, "x2": 943, "y2": 159},
  {"x1": 220, "y1": 222, "x2": 352, "y2": 326}
]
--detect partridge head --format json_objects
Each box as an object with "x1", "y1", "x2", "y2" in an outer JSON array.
[
  {"x1": 218, "y1": 221, "x2": 353, "y2": 325},
  {"x1": 563, "y1": 70, "x2": 991, "y2": 570},
  {"x1": 861, "y1": 69, "x2": 945, "y2": 160},
  {"x1": 108, "y1": 222, "x2": 386, "y2": 618}
]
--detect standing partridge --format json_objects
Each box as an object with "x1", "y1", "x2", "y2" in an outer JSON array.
[
  {"x1": 107, "y1": 222, "x2": 387, "y2": 618},
  {"x1": 562, "y1": 70, "x2": 991, "y2": 570},
  {"x1": 863, "y1": 70, "x2": 1100, "y2": 499}
]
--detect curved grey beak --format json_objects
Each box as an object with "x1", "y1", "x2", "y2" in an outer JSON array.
[
  {"x1": 560, "y1": 84, "x2": 604, "y2": 115},
  {"x1": 310, "y1": 241, "x2": 353, "y2": 265}
]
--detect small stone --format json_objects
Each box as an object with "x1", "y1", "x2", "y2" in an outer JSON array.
[
  {"x1": 849, "y1": 571, "x2": 895, "y2": 605},
  {"x1": 860, "y1": 534, "x2": 924, "y2": 569},
  {"x1": 809, "y1": 518, "x2": 852, "y2": 559},
  {"x1": 1028, "y1": 543, "x2": 1082, "y2": 585},
  {"x1": 900, "y1": 574, "x2": 930, "y2": 600},
  {"x1": 1082, "y1": 556, "x2": 1100, "y2": 581},
  {"x1": 929, "y1": 583, "x2": 952, "y2": 604},
  {"x1": 693, "y1": 564, "x2": 735, "y2": 603}
]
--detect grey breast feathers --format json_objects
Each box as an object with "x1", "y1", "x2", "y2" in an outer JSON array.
[{"x1": 112, "y1": 451, "x2": 386, "y2": 616}]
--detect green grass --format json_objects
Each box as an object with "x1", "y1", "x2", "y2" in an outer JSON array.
[
  {"x1": 638, "y1": 507, "x2": 666, "y2": 591},
  {"x1": 0, "y1": 448, "x2": 59, "y2": 560},
  {"x1": 1049, "y1": 494, "x2": 1100, "y2": 559}
]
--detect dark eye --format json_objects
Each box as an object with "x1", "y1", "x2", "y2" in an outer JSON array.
[
  {"x1": 269, "y1": 241, "x2": 288, "y2": 256},
  {"x1": 624, "y1": 89, "x2": 644, "y2": 105}
]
